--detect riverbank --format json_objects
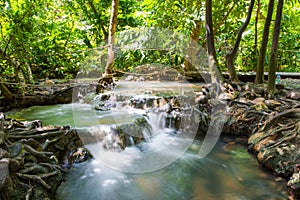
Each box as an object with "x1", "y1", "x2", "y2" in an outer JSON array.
[{"x1": 219, "y1": 81, "x2": 300, "y2": 199}]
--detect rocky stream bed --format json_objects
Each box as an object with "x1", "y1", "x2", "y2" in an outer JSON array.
[{"x1": 0, "y1": 78, "x2": 300, "y2": 199}]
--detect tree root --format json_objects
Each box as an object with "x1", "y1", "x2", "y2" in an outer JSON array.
[
  {"x1": 8, "y1": 130, "x2": 65, "y2": 140},
  {"x1": 0, "y1": 114, "x2": 83, "y2": 199},
  {"x1": 23, "y1": 144, "x2": 53, "y2": 161},
  {"x1": 19, "y1": 182, "x2": 33, "y2": 200},
  {"x1": 270, "y1": 108, "x2": 300, "y2": 121},
  {"x1": 26, "y1": 186, "x2": 33, "y2": 200},
  {"x1": 265, "y1": 131, "x2": 297, "y2": 150},
  {"x1": 16, "y1": 173, "x2": 51, "y2": 190},
  {"x1": 40, "y1": 163, "x2": 67, "y2": 173},
  {"x1": 19, "y1": 164, "x2": 48, "y2": 174},
  {"x1": 42, "y1": 135, "x2": 64, "y2": 151}
]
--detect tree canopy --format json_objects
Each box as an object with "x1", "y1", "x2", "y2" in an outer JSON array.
[{"x1": 0, "y1": 0, "x2": 299, "y2": 85}]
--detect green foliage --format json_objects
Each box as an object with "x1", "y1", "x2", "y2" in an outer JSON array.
[
  {"x1": 0, "y1": 0, "x2": 88, "y2": 80},
  {"x1": 0, "y1": 0, "x2": 299, "y2": 86}
]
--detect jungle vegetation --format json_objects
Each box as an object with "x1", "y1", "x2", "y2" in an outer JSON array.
[{"x1": 0, "y1": 0, "x2": 299, "y2": 95}]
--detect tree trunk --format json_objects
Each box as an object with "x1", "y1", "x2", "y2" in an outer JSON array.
[
  {"x1": 0, "y1": 80, "x2": 14, "y2": 101},
  {"x1": 267, "y1": 0, "x2": 284, "y2": 96},
  {"x1": 105, "y1": 0, "x2": 119, "y2": 76},
  {"x1": 226, "y1": 0, "x2": 255, "y2": 82},
  {"x1": 254, "y1": 0, "x2": 260, "y2": 66},
  {"x1": 255, "y1": 0, "x2": 275, "y2": 84},
  {"x1": 205, "y1": 0, "x2": 222, "y2": 84},
  {"x1": 184, "y1": 20, "x2": 202, "y2": 72},
  {"x1": 96, "y1": 0, "x2": 119, "y2": 93}
]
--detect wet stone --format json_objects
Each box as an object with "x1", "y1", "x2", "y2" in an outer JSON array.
[
  {"x1": 0, "y1": 158, "x2": 10, "y2": 191},
  {"x1": 10, "y1": 143, "x2": 23, "y2": 158},
  {"x1": 288, "y1": 91, "x2": 300, "y2": 100},
  {"x1": 67, "y1": 147, "x2": 90, "y2": 164},
  {"x1": 0, "y1": 148, "x2": 9, "y2": 159},
  {"x1": 8, "y1": 158, "x2": 20, "y2": 172}
]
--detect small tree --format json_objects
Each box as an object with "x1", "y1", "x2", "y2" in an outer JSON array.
[
  {"x1": 267, "y1": 0, "x2": 284, "y2": 96},
  {"x1": 255, "y1": 0, "x2": 275, "y2": 84},
  {"x1": 96, "y1": 0, "x2": 119, "y2": 93},
  {"x1": 226, "y1": 0, "x2": 255, "y2": 82},
  {"x1": 105, "y1": 0, "x2": 119, "y2": 76},
  {"x1": 205, "y1": 0, "x2": 222, "y2": 84}
]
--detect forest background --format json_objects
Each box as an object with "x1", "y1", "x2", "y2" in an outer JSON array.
[{"x1": 0, "y1": 0, "x2": 299, "y2": 91}]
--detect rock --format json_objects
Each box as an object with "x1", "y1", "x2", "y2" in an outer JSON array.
[
  {"x1": 252, "y1": 85, "x2": 265, "y2": 95},
  {"x1": 94, "y1": 94, "x2": 111, "y2": 101},
  {"x1": 67, "y1": 147, "x2": 90, "y2": 164},
  {"x1": 23, "y1": 120, "x2": 43, "y2": 129},
  {"x1": 93, "y1": 102, "x2": 112, "y2": 111},
  {"x1": 241, "y1": 91, "x2": 256, "y2": 99},
  {"x1": 243, "y1": 83, "x2": 252, "y2": 91},
  {"x1": 125, "y1": 75, "x2": 134, "y2": 81},
  {"x1": 8, "y1": 158, "x2": 20, "y2": 172},
  {"x1": 10, "y1": 142, "x2": 23, "y2": 158},
  {"x1": 195, "y1": 92, "x2": 208, "y2": 104},
  {"x1": 253, "y1": 102, "x2": 268, "y2": 111},
  {"x1": 0, "y1": 149, "x2": 9, "y2": 159},
  {"x1": 264, "y1": 99, "x2": 281, "y2": 110},
  {"x1": 251, "y1": 97, "x2": 265, "y2": 104},
  {"x1": 0, "y1": 158, "x2": 10, "y2": 191},
  {"x1": 237, "y1": 97, "x2": 251, "y2": 104},
  {"x1": 288, "y1": 91, "x2": 300, "y2": 100},
  {"x1": 218, "y1": 92, "x2": 237, "y2": 101}
]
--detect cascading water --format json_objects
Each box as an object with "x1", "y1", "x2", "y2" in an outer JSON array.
[
  {"x1": 75, "y1": 106, "x2": 196, "y2": 173},
  {"x1": 145, "y1": 112, "x2": 166, "y2": 135},
  {"x1": 128, "y1": 136, "x2": 135, "y2": 146}
]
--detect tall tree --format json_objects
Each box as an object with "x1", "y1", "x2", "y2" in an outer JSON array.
[
  {"x1": 184, "y1": 20, "x2": 202, "y2": 73},
  {"x1": 255, "y1": 0, "x2": 275, "y2": 84},
  {"x1": 105, "y1": 0, "x2": 119, "y2": 76},
  {"x1": 205, "y1": 0, "x2": 222, "y2": 84},
  {"x1": 96, "y1": 0, "x2": 119, "y2": 93},
  {"x1": 254, "y1": 0, "x2": 261, "y2": 63},
  {"x1": 267, "y1": 0, "x2": 284, "y2": 96},
  {"x1": 226, "y1": 0, "x2": 255, "y2": 82}
]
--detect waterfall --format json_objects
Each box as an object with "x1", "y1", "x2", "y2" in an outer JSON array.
[
  {"x1": 146, "y1": 112, "x2": 166, "y2": 135},
  {"x1": 142, "y1": 129, "x2": 151, "y2": 142},
  {"x1": 128, "y1": 136, "x2": 135, "y2": 146}
]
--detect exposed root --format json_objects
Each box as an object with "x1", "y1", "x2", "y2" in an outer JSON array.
[
  {"x1": 270, "y1": 108, "x2": 300, "y2": 122},
  {"x1": 42, "y1": 136, "x2": 63, "y2": 151},
  {"x1": 265, "y1": 131, "x2": 297, "y2": 150},
  {"x1": 19, "y1": 182, "x2": 33, "y2": 200},
  {"x1": 23, "y1": 144, "x2": 53, "y2": 161},
  {"x1": 26, "y1": 186, "x2": 33, "y2": 200},
  {"x1": 16, "y1": 173, "x2": 51, "y2": 190},
  {"x1": 8, "y1": 130, "x2": 65, "y2": 140},
  {"x1": 0, "y1": 114, "x2": 83, "y2": 199}
]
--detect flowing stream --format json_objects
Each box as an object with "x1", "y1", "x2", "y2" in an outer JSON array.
[{"x1": 7, "y1": 103, "x2": 288, "y2": 199}]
